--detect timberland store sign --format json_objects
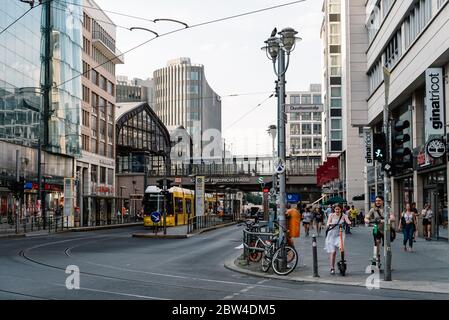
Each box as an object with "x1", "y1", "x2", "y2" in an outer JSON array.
[{"x1": 425, "y1": 68, "x2": 445, "y2": 142}]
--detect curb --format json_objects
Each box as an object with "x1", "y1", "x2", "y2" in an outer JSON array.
[
  {"x1": 70, "y1": 222, "x2": 143, "y2": 232},
  {"x1": 132, "y1": 222, "x2": 238, "y2": 239},
  {"x1": 0, "y1": 233, "x2": 26, "y2": 239},
  {"x1": 224, "y1": 251, "x2": 449, "y2": 295}
]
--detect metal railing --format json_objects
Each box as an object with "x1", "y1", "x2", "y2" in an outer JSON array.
[
  {"x1": 242, "y1": 222, "x2": 276, "y2": 262},
  {"x1": 187, "y1": 214, "x2": 235, "y2": 234}
]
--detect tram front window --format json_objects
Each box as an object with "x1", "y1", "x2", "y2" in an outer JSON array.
[{"x1": 143, "y1": 194, "x2": 161, "y2": 215}]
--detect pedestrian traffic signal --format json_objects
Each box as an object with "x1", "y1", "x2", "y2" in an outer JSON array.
[
  {"x1": 373, "y1": 133, "x2": 387, "y2": 163},
  {"x1": 392, "y1": 120, "x2": 413, "y2": 172},
  {"x1": 157, "y1": 178, "x2": 174, "y2": 191}
]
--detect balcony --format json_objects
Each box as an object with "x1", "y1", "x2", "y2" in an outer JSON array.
[{"x1": 92, "y1": 31, "x2": 124, "y2": 64}]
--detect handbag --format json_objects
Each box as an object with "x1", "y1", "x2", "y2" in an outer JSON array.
[{"x1": 325, "y1": 214, "x2": 342, "y2": 238}]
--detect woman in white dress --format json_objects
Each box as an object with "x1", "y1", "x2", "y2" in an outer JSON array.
[{"x1": 325, "y1": 204, "x2": 351, "y2": 275}]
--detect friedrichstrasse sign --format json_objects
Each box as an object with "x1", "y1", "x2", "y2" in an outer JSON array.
[{"x1": 190, "y1": 177, "x2": 251, "y2": 184}]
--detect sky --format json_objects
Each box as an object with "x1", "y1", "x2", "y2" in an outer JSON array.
[{"x1": 96, "y1": 0, "x2": 324, "y2": 156}]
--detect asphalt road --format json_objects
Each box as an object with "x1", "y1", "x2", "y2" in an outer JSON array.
[{"x1": 0, "y1": 225, "x2": 448, "y2": 300}]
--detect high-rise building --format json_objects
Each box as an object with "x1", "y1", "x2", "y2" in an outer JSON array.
[
  {"x1": 153, "y1": 58, "x2": 222, "y2": 158},
  {"x1": 76, "y1": 0, "x2": 124, "y2": 226},
  {"x1": 0, "y1": 0, "x2": 83, "y2": 223},
  {"x1": 116, "y1": 76, "x2": 154, "y2": 104},
  {"x1": 319, "y1": 0, "x2": 365, "y2": 208},
  {"x1": 286, "y1": 84, "x2": 323, "y2": 157}
]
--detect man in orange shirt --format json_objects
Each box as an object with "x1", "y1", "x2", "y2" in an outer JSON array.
[{"x1": 286, "y1": 205, "x2": 302, "y2": 246}]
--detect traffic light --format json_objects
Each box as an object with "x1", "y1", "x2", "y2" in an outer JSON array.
[
  {"x1": 157, "y1": 178, "x2": 173, "y2": 191},
  {"x1": 392, "y1": 120, "x2": 413, "y2": 171},
  {"x1": 373, "y1": 132, "x2": 387, "y2": 163}
]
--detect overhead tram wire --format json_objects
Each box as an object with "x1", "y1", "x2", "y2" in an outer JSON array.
[
  {"x1": 55, "y1": 0, "x2": 307, "y2": 89},
  {"x1": 224, "y1": 93, "x2": 275, "y2": 131},
  {"x1": 0, "y1": 2, "x2": 41, "y2": 37}
]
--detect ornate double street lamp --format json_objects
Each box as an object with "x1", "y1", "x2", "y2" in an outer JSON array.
[{"x1": 262, "y1": 28, "x2": 301, "y2": 262}]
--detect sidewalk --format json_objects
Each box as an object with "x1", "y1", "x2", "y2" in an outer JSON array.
[
  {"x1": 225, "y1": 225, "x2": 449, "y2": 294},
  {"x1": 0, "y1": 222, "x2": 143, "y2": 239},
  {"x1": 132, "y1": 221, "x2": 238, "y2": 239}
]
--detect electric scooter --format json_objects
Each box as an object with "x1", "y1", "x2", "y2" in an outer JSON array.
[
  {"x1": 337, "y1": 224, "x2": 347, "y2": 276},
  {"x1": 370, "y1": 219, "x2": 382, "y2": 273}
]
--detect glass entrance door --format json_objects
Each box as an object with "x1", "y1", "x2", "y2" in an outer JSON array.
[{"x1": 426, "y1": 187, "x2": 448, "y2": 240}]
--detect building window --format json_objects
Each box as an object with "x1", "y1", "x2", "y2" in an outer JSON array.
[
  {"x1": 91, "y1": 92, "x2": 98, "y2": 114},
  {"x1": 100, "y1": 120, "x2": 106, "y2": 141},
  {"x1": 107, "y1": 81, "x2": 114, "y2": 96},
  {"x1": 82, "y1": 85, "x2": 90, "y2": 103},
  {"x1": 83, "y1": 12, "x2": 91, "y2": 31},
  {"x1": 302, "y1": 112, "x2": 312, "y2": 121},
  {"x1": 331, "y1": 130, "x2": 342, "y2": 140},
  {"x1": 82, "y1": 61, "x2": 90, "y2": 79},
  {"x1": 330, "y1": 87, "x2": 342, "y2": 98},
  {"x1": 188, "y1": 85, "x2": 198, "y2": 94},
  {"x1": 331, "y1": 119, "x2": 342, "y2": 130},
  {"x1": 108, "y1": 144, "x2": 113, "y2": 159},
  {"x1": 367, "y1": 2, "x2": 381, "y2": 43},
  {"x1": 368, "y1": 58, "x2": 383, "y2": 94},
  {"x1": 313, "y1": 138, "x2": 322, "y2": 150},
  {"x1": 83, "y1": 36, "x2": 90, "y2": 55},
  {"x1": 91, "y1": 165, "x2": 98, "y2": 183},
  {"x1": 437, "y1": 0, "x2": 447, "y2": 9},
  {"x1": 82, "y1": 110, "x2": 90, "y2": 127},
  {"x1": 91, "y1": 138, "x2": 97, "y2": 153},
  {"x1": 107, "y1": 102, "x2": 114, "y2": 123},
  {"x1": 290, "y1": 113, "x2": 300, "y2": 121},
  {"x1": 81, "y1": 134, "x2": 89, "y2": 152},
  {"x1": 302, "y1": 123, "x2": 312, "y2": 135},
  {"x1": 107, "y1": 168, "x2": 113, "y2": 185},
  {"x1": 302, "y1": 137, "x2": 312, "y2": 149},
  {"x1": 100, "y1": 166, "x2": 106, "y2": 184},
  {"x1": 99, "y1": 98, "x2": 106, "y2": 119},
  {"x1": 108, "y1": 123, "x2": 113, "y2": 139},
  {"x1": 330, "y1": 98, "x2": 342, "y2": 108},
  {"x1": 290, "y1": 124, "x2": 301, "y2": 135},
  {"x1": 188, "y1": 71, "x2": 199, "y2": 80},
  {"x1": 91, "y1": 115, "x2": 97, "y2": 137},
  {"x1": 99, "y1": 75, "x2": 107, "y2": 91},
  {"x1": 329, "y1": 0, "x2": 340, "y2": 14},
  {"x1": 290, "y1": 137, "x2": 301, "y2": 152},
  {"x1": 330, "y1": 66, "x2": 341, "y2": 76},
  {"x1": 301, "y1": 95, "x2": 311, "y2": 104},
  {"x1": 330, "y1": 55, "x2": 341, "y2": 66},
  {"x1": 384, "y1": 30, "x2": 401, "y2": 69},
  {"x1": 313, "y1": 112, "x2": 322, "y2": 121},
  {"x1": 290, "y1": 95, "x2": 300, "y2": 104},
  {"x1": 313, "y1": 95, "x2": 321, "y2": 104},
  {"x1": 403, "y1": 0, "x2": 432, "y2": 50},
  {"x1": 91, "y1": 69, "x2": 99, "y2": 85},
  {"x1": 313, "y1": 123, "x2": 322, "y2": 134}
]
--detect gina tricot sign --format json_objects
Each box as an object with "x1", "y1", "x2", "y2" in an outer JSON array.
[
  {"x1": 363, "y1": 127, "x2": 373, "y2": 167},
  {"x1": 425, "y1": 68, "x2": 445, "y2": 142}
]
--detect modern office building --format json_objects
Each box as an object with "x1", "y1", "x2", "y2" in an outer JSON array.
[
  {"x1": 116, "y1": 76, "x2": 154, "y2": 104},
  {"x1": 319, "y1": 0, "x2": 366, "y2": 209},
  {"x1": 0, "y1": 0, "x2": 83, "y2": 224},
  {"x1": 363, "y1": 0, "x2": 448, "y2": 240},
  {"x1": 285, "y1": 84, "x2": 323, "y2": 158},
  {"x1": 76, "y1": 0, "x2": 124, "y2": 226},
  {"x1": 153, "y1": 58, "x2": 222, "y2": 160}
]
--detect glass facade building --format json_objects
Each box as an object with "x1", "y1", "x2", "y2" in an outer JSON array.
[{"x1": 0, "y1": 0, "x2": 82, "y2": 224}]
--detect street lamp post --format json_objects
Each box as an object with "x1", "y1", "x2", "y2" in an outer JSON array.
[{"x1": 263, "y1": 28, "x2": 301, "y2": 248}]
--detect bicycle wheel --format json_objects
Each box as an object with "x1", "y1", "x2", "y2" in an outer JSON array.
[
  {"x1": 248, "y1": 240, "x2": 263, "y2": 262},
  {"x1": 261, "y1": 255, "x2": 271, "y2": 272},
  {"x1": 271, "y1": 246, "x2": 298, "y2": 276}
]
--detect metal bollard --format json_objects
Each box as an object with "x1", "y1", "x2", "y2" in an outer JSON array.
[{"x1": 312, "y1": 234, "x2": 319, "y2": 277}]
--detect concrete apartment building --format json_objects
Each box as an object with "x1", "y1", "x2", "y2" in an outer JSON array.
[
  {"x1": 363, "y1": 0, "x2": 448, "y2": 240},
  {"x1": 286, "y1": 84, "x2": 323, "y2": 158},
  {"x1": 319, "y1": 0, "x2": 366, "y2": 209},
  {"x1": 153, "y1": 58, "x2": 222, "y2": 160},
  {"x1": 116, "y1": 76, "x2": 154, "y2": 104},
  {"x1": 77, "y1": 0, "x2": 124, "y2": 226}
]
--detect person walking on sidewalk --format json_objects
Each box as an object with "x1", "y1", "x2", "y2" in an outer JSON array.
[
  {"x1": 422, "y1": 203, "x2": 433, "y2": 241},
  {"x1": 313, "y1": 207, "x2": 323, "y2": 236},
  {"x1": 325, "y1": 204, "x2": 351, "y2": 275},
  {"x1": 349, "y1": 205, "x2": 358, "y2": 227},
  {"x1": 302, "y1": 207, "x2": 313, "y2": 237},
  {"x1": 398, "y1": 203, "x2": 416, "y2": 252}
]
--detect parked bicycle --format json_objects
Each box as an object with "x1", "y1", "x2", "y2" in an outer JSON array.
[{"x1": 260, "y1": 222, "x2": 298, "y2": 276}]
